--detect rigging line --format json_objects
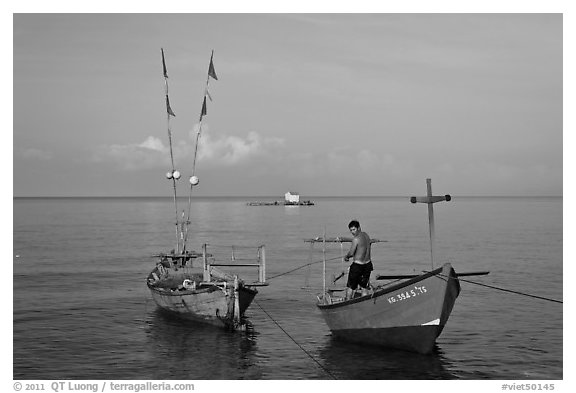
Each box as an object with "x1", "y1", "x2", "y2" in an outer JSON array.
[
  {"x1": 182, "y1": 94, "x2": 206, "y2": 249},
  {"x1": 168, "y1": 118, "x2": 180, "y2": 252},
  {"x1": 182, "y1": 100, "x2": 204, "y2": 250},
  {"x1": 190, "y1": 53, "x2": 213, "y2": 184},
  {"x1": 181, "y1": 126, "x2": 201, "y2": 251},
  {"x1": 191, "y1": 121, "x2": 203, "y2": 177},
  {"x1": 267, "y1": 255, "x2": 343, "y2": 281},
  {"x1": 431, "y1": 272, "x2": 563, "y2": 304},
  {"x1": 165, "y1": 90, "x2": 176, "y2": 170},
  {"x1": 162, "y1": 50, "x2": 180, "y2": 253},
  {"x1": 339, "y1": 242, "x2": 345, "y2": 275},
  {"x1": 253, "y1": 300, "x2": 336, "y2": 380},
  {"x1": 182, "y1": 108, "x2": 205, "y2": 250},
  {"x1": 190, "y1": 66, "x2": 209, "y2": 178},
  {"x1": 183, "y1": 52, "x2": 214, "y2": 250}
]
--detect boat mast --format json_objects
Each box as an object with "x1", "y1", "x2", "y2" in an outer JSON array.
[
  {"x1": 410, "y1": 178, "x2": 451, "y2": 269},
  {"x1": 322, "y1": 227, "x2": 326, "y2": 297},
  {"x1": 182, "y1": 50, "x2": 218, "y2": 252},
  {"x1": 161, "y1": 48, "x2": 181, "y2": 254}
]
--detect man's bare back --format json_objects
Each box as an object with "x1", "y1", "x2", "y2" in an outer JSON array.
[
  {"x1": 351, "y1": 231, "x2": 371, "y2": 263},
  {"x1": 345, "y1": 223, "x2": 372, "y2": 264},
  {"x1": 344, "y1": 220, "x2": 374, "y2": 296}
]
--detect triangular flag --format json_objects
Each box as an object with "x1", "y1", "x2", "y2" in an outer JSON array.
[
  {"x1": 161, "y1": 48, "x2": 168, "y2": 79},
  {"x1": 200, "y1": 96, "x2": 207, "y2": 119},
  {"x1": 208, "y1": 52, "x2": 218, "y2": 80},
  {"x1": 166, "y1": 95, "x2": 176, "y2": 117}
]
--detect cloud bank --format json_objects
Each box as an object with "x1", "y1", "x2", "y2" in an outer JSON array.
[
  {"x1": 198, "y1": 131, "x2": 285, "y2": 166},
  {"x1": 17, "y1": 148, "x2": 53, "y2": 161},
  {"x1": 93, "y1": 131, "x2": 286, "y2": 171}
]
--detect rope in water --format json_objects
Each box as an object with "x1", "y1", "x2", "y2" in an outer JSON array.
[
  {"x1": 254, "y1": 256, "x2": 561, "y2": 380},
  {"x1": 254, "y1": 300, "x2": 337, "y2": 380}
]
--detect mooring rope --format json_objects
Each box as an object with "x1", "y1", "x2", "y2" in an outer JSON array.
[
  {"x1": 261, "y1": 246, "x2": 562, "y2": 376},
  {"x1": 268, "y1": 257, "x2": 562, "y2": 304},
  {"x1": 267, "y1": 255, "x2": 343, "y2": 281},
  {"x1": 431, "y1": 272, "x2": 563, "y2": 304},
  {"x1": 253, "y1": 299, "x2": 336, "y2": 379}
]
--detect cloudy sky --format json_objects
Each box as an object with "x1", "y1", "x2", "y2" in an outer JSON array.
[{"x1": 13, "y1": 12, "x2": 562, "y2": 197}]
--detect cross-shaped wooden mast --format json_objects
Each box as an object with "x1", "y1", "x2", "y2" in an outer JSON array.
[{"x1": 410, "y1": 178, "x2": 451, "y2": 269}]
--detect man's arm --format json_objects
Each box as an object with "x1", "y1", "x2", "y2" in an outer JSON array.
[{"x1": 344, "y1": 237, "x2": 358, "y2": 261}]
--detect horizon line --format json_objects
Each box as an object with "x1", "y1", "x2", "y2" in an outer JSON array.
[{"x1": 12, "y1": 195, "x2": 563, "y2": 199}]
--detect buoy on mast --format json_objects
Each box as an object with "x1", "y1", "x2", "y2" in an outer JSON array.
[{"x1": 166, "y1": 170, "x2": 181, "y2": 180}]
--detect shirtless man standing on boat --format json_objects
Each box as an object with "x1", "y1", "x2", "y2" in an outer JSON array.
[{"x1": 344, "y1": 220, "x2": 373, "y2": 299}]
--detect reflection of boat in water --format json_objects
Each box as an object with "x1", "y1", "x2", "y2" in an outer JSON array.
[
  {"x1": 317, "y1": 338, "x2": 455, "y2": 379},
  {"x1": 146, "y1": 49, "x2": 267, "y2": 330},
  {"x1": 308, "y1": 179, "x2": 488, "y2": 354},
  {"x1": 145, "y1": 309, "x2": 263, "y2": 379}
]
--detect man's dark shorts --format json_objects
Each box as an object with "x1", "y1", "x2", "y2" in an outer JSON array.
[{"x1": 347, "y1": 261, "x2": 373, "y2": 290}]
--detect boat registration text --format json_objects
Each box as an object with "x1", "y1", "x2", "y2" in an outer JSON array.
[{"x1": 387, "y1": 285, "x2": 427, "y2": 304}]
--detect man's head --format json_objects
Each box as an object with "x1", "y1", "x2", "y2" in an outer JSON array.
[{"x1": 348, "y1": 220, "x2": 360, "y2": 236}]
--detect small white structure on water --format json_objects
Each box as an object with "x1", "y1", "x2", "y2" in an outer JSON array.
[{"x1": 285, "y1": 191, "x2": 300, "y2": 204}]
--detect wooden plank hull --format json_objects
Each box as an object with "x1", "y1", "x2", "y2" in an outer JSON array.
[
  {"x1": 147, "y1": 268, "x2": 258, "y2": 329},
  {"x1": 149, "y1": 285, "x2": 257, "y2": 328},
  {"x1": 317, "y1": 263, "x2": 460, "y2": 354}
]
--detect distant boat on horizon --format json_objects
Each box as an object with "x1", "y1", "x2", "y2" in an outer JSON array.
[{"x1": 247, "y1": 191, "x2": 315, "y2": 206}]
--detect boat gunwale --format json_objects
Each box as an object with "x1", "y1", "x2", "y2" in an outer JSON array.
[
  {"x1": 317, "y1": 263, "x2": 455, "y2": 310},
  {"x1": 147, "y1": 281, "x2": 258, "y2": 297}
]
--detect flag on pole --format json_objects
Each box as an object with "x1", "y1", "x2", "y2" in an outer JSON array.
[
  {"x1": 200, "y1": 96, "x2": 207, "y2": 119},
  {"x1": 161, "y1": 48, "x2": 168, "y2": 79},
  {"x1": 166, "y1": 95, "x2": 176, "y2": 117},
  {"x1": 208, "y1": 51, "x2": 218, "y2": 80}
]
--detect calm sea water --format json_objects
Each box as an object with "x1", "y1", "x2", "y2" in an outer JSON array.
[{"x1": 12, "y1": 196, "x2": 562, "y2": 380}]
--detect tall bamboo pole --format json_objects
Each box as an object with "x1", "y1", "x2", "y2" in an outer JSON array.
[
  {"x1": 183, "y1": 50, "x2": 217, "y2": 251},
  {"x1": 161, "y1": 48, "x2": 180, "y2": 253}
]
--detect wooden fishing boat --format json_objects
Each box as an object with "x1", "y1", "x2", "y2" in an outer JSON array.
[
  {"x1": 146, "y1": 246, "x2": 267, "y2": 329},
  {"x1": 146, "y1": 49, "x2": 267, "y2": 329},
  {"x1": 316, "y1": 263, "x2": 460, "y2": 354},
  {"x1": 308, "y1": 179, "x2": 488, "y2": 354}
]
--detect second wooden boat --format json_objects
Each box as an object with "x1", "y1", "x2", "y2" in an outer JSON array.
[
  {"x1": 307, "y1": 179, "x2": 488, "y2": 354},
  {"x1": 316, "y1": 263, "x2": 460, "y2": 354}
]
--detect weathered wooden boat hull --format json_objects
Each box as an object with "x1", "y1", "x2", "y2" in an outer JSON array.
[
  {"x1": 148, "y1": 284, "x2": 257, "y2": 328},
  {"x1": 146, "y1": 265, "x2": 259, "y2": 329},
  {"x1": 317, "y1": 263, "x2": 460, "y2": 354}
]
